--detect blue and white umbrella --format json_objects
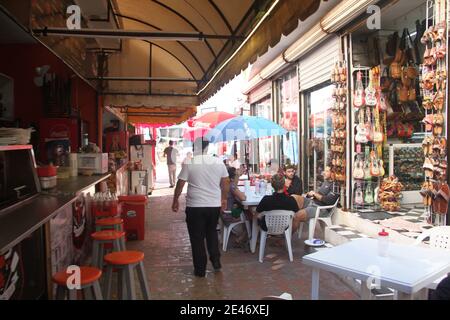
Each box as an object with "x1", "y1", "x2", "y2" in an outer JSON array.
[{"x1": 205, "y1": 115, "x2": 287, "y2": 143}]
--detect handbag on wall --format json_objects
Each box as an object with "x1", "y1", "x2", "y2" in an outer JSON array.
[{"x1": 386, "y1": 32, "x2": 399, "y2": 57}]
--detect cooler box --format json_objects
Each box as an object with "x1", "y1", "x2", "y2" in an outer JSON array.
[{"x1": 118, "y1": 195, "x2": 148, "y2": 240}]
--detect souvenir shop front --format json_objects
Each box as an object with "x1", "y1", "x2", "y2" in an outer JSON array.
[
  {"x1": 243, "y1": 0, "x2": 449, "y2": 228},
  {"x1": 326, "y1": 0, "x2": 450, "y2": 228}
]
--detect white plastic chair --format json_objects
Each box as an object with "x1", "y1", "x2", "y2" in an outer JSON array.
[
  {"x1": 413, "y1": 226, "x2": 450, "y2": 290},
  {"x1": 298, "y1": 199, "x2": 339, "y2": 243},
  {"x1": 221, "y1": 211, "x2": 251, "y2": 252},
  {"x1": 258, "y1": 210, "x2": 294, "y2": 263},
  {"x1": 261, "y1": 292, "x2": 293, "y2": 300}
]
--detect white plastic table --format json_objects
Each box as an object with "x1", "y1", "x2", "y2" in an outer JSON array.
[
  {"x1": 302, "y1": 238, "x2": 450, "y2": 300},
  {"x1": 238, "y1": 186, "x2": 265, "y2": 253}
]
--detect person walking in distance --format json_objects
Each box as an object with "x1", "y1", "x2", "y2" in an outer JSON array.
[
  {"x1": 172, "y1": 138, "x2": 230, "y2": 277},
  {"x1": 164, "y1": 140, "x2": 179, "y2": 188}
]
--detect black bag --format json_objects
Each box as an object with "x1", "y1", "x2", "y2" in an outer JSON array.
[
  {"x1": 386, "y1": 31, "x2": 399, "y2": 56},
  {"x1": 413, "y1": 19, "x2": 426, "y2": 64},
  {"x1": 405, "y1": 29, "x2": 420, "y2": 65}
]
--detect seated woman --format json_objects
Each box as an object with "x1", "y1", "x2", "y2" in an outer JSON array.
[
  {"x1": 256, "y1": 174, "x2": 302, "y2": 232},
  {"x1": 290, "y1": 166, "x2": 339, "y2": 232},
  {"x1": 221, "y1": 166, "x2": 248, "y2": 246}
]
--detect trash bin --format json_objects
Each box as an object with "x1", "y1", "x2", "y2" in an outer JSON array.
[{"x1": 118, "y1": 195, "x2": 148, "y2": 241}]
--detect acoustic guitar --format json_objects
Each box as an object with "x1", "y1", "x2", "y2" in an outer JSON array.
[
  {"x1": 353, "y1": 156, "x2": 365, "y2": 180},
  {"x1": 365, "y1": 70, "x2": 377, "y2": 106},
  {"x1": 355, "y1": 109, "x2": 369, "y2": 144},
  {"x1": 353, "y1": 71, "x2": 365, "y2": 109},
  {"x1": 364, "y1": 183, "x2": 374, "y2": 204},
  {"x1": 354, "y1": 184, "x2": 364, "y2": 206}
]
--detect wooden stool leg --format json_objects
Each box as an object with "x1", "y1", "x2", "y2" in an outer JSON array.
[
  {"x1": 120, "y1": 237, "x2": 126, "y2": 251},
  {"x1": 92, "y1": 281, "x2": 104, "y2": 300},
  {"x1": 113, "y1": 239, "x2": 121, "y2": 252},
  {"x1": 118, "y1": 269, "x2": 126, "y2": 300},
  {"x1": 98, "y1": 244, "x2": 104, "y2": 269},
  {"x1": 137, "y1": 261, "x2": 150, "y2": 300},
  {"x1": 55, "y1": 285, "x2": 66, "y2": 300},
  {"x1": 124, "y1": 265, "x2": 136, "y2": 300},
  {"x1": 104, "y1": 265, "x2": 113, "y2": 299},
  {"x1": 92, "y1": 241, "x2": 99, "y2": 268}
]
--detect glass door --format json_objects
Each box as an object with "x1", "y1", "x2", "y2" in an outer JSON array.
[
  {"x1": 305, "y1": 84, "x2": 334, "y2": 191},
  {"x1": 251, "y1": 95, "x2": 272, "y2": 172}
]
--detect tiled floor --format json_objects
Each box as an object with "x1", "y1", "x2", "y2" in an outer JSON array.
[{"x1": 125, "y1": 187, "x2": 359, "y2": 300}]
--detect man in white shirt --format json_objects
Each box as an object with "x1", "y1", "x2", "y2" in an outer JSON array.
[{"x1": 172, "y1": 138, "x2": 230, "y2": 277}]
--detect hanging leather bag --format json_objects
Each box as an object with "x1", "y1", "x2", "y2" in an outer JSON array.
[{"x1": 386, "y1": 31, "x2": 399, "y2": 57}]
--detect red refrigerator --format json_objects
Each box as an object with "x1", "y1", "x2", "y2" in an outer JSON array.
[{"x1": 39, "y1": 118, "x2": 88, "y2": 164}]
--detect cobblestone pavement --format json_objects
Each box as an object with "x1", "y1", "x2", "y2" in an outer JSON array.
[{"x1": 126, "y1": 187, "x2": 358, "y2": 300}]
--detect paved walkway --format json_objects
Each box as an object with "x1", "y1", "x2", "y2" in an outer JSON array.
[{"x1": 126, "y1": 187, "x2": 358, "y2": 300}]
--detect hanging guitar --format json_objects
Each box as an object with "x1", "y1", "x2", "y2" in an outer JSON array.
[
  {"x1": 373, "y1": 102, "x2": 384, "y2": 143},
  {"x1": 353, "y1": 71, "x2": 365, "y2": 109},
  {"x1": 365, "y1": 183, "x2": 374, "y2": 204},
  {"x1": 353, "y1": 155, "x2": 365, "y2": 180},
  {"x1": 365, "y1": 107, "x2": 374, "y2": 142},
  {"x1": 354, "y1": 183, "x2": 364, "y2": 206},
  {"x1": 355, "y1": 108, "x2": 368, "y2": 143},
  {"x1": 365, "y1": 70, "x2": 377, "y2": 106},
  {"x1": 370, "y1": 150, "x2": 381, "y2": 177},
  {"x1": 364, "y1": 157, "x2": 372, "y2": 180}
]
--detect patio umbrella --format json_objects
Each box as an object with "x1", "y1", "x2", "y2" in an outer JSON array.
[
  {"x1": 182, "y1": 127, "x2": 210, "y2": 141},
  {"x1": 193, "y1": 111, "x2": 236, "y2": 128},
  {"x1": 205, "y1": 115, "x2": 287, "y2": 143}
]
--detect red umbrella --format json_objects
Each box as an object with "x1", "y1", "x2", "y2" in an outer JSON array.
[
  {"x1": 183, "y1": 127, "x2": 210, "y2": 141},
  {"x1": 193, "y1": 111, "x2": 236, "y2": 128}
]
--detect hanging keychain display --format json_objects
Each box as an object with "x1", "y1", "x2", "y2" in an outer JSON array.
[{"x1": 330, "y1": 60, "x2": 348, "y2": 189}]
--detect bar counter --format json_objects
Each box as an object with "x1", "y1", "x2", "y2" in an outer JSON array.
[{"x1": 0, "y1": 173, "x2": 110, "y2": 253}]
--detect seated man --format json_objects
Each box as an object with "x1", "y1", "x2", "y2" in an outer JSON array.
[
  {"x1": 291, "y1": 166, "x2": 339, "y2": 232},
  {"x1": 256, "y1": 174, "x2": 301, "y2": 232},
  {"x1": 283, "y1": 164, "x2": 303, "y2": 196}
]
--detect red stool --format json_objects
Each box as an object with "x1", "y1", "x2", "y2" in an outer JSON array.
[
  {"x1": 52, "y1": 266, "x2": 103, "y2": 300},
  {"x1": 104, "y1": 251, "x2": 150, "y2": 300},
  {"x1": 95, "y1": 217, "x2": 124, "y2": 231},
  {"x1": 91, "y1": 230, "x2": 126, "y2": 269}
]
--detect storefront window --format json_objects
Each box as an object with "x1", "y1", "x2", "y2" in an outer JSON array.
[
  {"x1": 306, "y1": 85, "x2": 334, "y2": 191},
  {"x1": 277, "y1": 70, "x2": 299, "y2": 166},
  {"x1": 350, "y1": 0, "x2": 430, "y2": 208},
  {"x1": 251, "y1": 95, "x2": 272, "y2": 170}
]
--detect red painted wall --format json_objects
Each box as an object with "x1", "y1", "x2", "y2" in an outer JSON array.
[{"x1": 0, "y1": 43, "x2": 97, "y2": 143}]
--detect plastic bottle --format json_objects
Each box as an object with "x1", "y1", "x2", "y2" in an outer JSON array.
[
  {"x1": 255, "y1": 177, "x2": 260, "y2": 195},
  {"x1": 260, "y1": 179, "x2": 266, "y2": 196},
  {"x1": 378, "y1": 229, "x2": 389, "y2": 257}
]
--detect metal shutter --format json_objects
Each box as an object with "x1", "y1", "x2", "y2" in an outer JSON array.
[
  {"x1": 248, "y1": 81, "x2": 271, "y2": 104},
  {"x1": 298, "y1": 36, "x2": 340, "y2": 91}
]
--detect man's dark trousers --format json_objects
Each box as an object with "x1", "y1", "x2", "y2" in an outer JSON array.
[{"x1": 185, "y1": 207, "x2": 221, "y2": 276}]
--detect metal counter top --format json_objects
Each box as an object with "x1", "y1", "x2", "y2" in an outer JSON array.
[{"x1": 0, "y1": 174, "x2": 110, "y2": 253}]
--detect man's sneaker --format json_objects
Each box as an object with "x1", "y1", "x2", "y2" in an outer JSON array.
[
  {"x1": 194, "y1": 270, "x2": 206, "y2": 277},
  {"x1": 212, "y1": 261, "x2": 222, "y2": 272}
]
